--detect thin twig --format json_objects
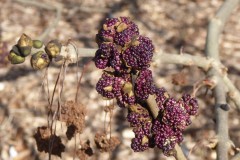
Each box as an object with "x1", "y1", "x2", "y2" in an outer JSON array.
[{"x1": 75, "y1": 59, "x2": 92, "y2": 103}]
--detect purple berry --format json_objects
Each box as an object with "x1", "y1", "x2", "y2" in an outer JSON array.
[
  {"x1": 162, "y1": 98, "x2": 190, "y2": 130},
  {"x1": 131, "y1": 136, "x2": 149, "y2": 152},
  {"x1": 94, "y1": 50, "x2": 109, "y2": 69},
  {"x1": 96, "y1": 71, "x2": 115, "y2": 99},
  {"x1": 181, "y1": 94, "x2": 199, "y2": 116},
  {"x1": 127, "y1": 104, "x2": 152, "y2": 152},
  {"x1": 96, "y1": 18, "x2": 120, "y2": 46},
  {"x1": 93, "y1": 42, "x2": 120, "y2": 69},
  {"x1": 114, "y1": 17, "x2": 139, "y2": 46},
  {"x1": 152, "y1": 120, "x2": 183, "y2": 156},
  {"x1": 122, "y1": 36, "x2": 154, "y2": 70},
  {"x1": 154, "y1": 87, "x2": 170, "y2": 110},
  {"x1": 114, "y1": 81, "x2": 136, "y2": 106},
  {"x1": 135, "y1": 69, "x2": 155, "y2": 100}
]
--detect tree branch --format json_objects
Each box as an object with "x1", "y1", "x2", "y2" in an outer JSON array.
[
  {"x1": 205, "y1": 0, "x2": 239, "y2": 159},
  {"x1": 68, "y1": 47, "x2": 240, "y2": 110}
]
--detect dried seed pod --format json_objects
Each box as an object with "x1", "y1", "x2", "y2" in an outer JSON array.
[
  {"x1": 31, "y1": 51, "x2": 50, "y2": 70},
  {"x1": 8, "y1": 50, "x2": 25, "y2": 64},
  {"x1": 33, "y1": 40, "x2": 44, "y2": 49},
  {"x1": 17, "y1": 33, "x2": 33, "y2": 57},
  {"x1": 45, "y1": 40, "x2": 62, "y2": 58}
]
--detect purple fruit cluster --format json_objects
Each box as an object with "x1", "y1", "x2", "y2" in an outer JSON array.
[
  {"x1": 127, "y1": 104, "x2": 153, "y2": 152},
  {"x1": 94, "y1": 17, "x2": 154, "y2": 73},
  {"x1": 93, "y1": 17, "x2": 199, "y2": 156},
  {"x1": 125, "y1": 88, "x2": 198, "y2": 155},
  {"x1": 151, "y1": 92, "x2": 198, "y2": 155}
]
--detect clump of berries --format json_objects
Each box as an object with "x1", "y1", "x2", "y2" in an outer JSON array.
[
  {"x1": 93, "y1": 17, "x2": 199, "y2": 156},
  {"x1": 94, "y1": 17, "x2": 153, "y2": 73}
]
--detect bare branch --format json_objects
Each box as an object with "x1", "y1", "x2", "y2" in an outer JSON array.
[
  {"x1": 205, "y1": 0, "x2": 240, "y2": 159},
  {"x1": 70, "y1": 47, "x2": 240, "y2": 110}
]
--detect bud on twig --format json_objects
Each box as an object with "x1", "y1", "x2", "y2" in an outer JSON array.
[
  {"x1": 33, "y1": 40, "x2": 44, "y2": 49},
  {"x1": 31, "y1": 51, "x2": 50, "y2": 70},
  {"x1": 8, "y1": 49, "x2": 25, "y2": 64},
  {"x1": 17, "y1": 33, "x2": 33, "y2": 57},
  {"x1": 45, "y1": 40, "x2": 62, "y2": 58}
]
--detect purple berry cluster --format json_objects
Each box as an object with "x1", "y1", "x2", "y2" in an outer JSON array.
[
  {"x1": 125, "y1": 87, "x2": 198, "y2": 155},
  {"x1": 127, "y1": 104, "x2": 153, "y2": 152},
  {"x1": 94, "y1": 17, "x2": 154, "y2": 73},
  {"x1": 93, "y1": 17, "x2": 199, "y2": 156},
  {"x1": 151, "y1": 92, "x2": 198, "y2": 155}
]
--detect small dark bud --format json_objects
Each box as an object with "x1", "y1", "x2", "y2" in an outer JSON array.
[{"x1": 220, "y1": 104, "x2": 230, "y2": 111}]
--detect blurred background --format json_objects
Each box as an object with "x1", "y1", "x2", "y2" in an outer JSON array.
[{"x1": 0, "y1": 0, "x2": 240, "y2": 159}]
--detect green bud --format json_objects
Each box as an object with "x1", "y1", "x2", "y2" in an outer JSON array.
[
  {"x1": 33, "y1": 40, "x2": 43, "y2": 49},
  {"x1": 31, "y1": 51, "x2": 50, "y2": 70},
  {"x1": 45, "y1": 40, "x2": 62, "y2": 58},
  {"x1": 8, "y1": 50, "x2": 25, "y2": 64}
]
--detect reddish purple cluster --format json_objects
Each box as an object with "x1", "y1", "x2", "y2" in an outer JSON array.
[
  {"x1": 94, "y1": 17, "x2": 153, "y2": 73},
  {"x1": 151, "y1": 92, "x2": 198, "y2": 155},
  {"x1": 94, "y1": 17, "x2": 199, "y2": 157},
  {"x1": 134, "y1": 69, "x2": 155, "y2": 100},
  {"x1": 123, "y1": 36, "x2": 154, "y2": 70},
  {"x1": 152, "y1": 121, "x2": 183, "y2": 155},
  {"x1": 127, "y1": 104, "x2": 153, "y2": 152},
  {"x1": 96, "y1": 17, "x2": 139, "y2": 47},
  {"x1": 96, "y1": 71, "x2": 115, "y2": 99},
  {"x1": 126, "y1": 88, "x2": 198, "y2": 155}
]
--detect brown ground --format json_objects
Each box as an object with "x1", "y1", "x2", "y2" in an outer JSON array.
[{"x1": 0, "y1": 0, "x2": 240, "y2": 160}]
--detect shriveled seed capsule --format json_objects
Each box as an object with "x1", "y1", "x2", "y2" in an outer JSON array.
[
  {"x1": 45, "y1": 40, "x2": 62, "y2": 58},
  {"x1": 33, "y1": 40, "x2": 44, "y2": 49},
  {"x1": 8, "y1": 50, "x2": 25, "y2": 64},
  {"x1": 31, "y1": 51, "x2": 50, "y2": 70},
  {"x1": 17, "y1": 33, "x2": 33, "y2": 57}
]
